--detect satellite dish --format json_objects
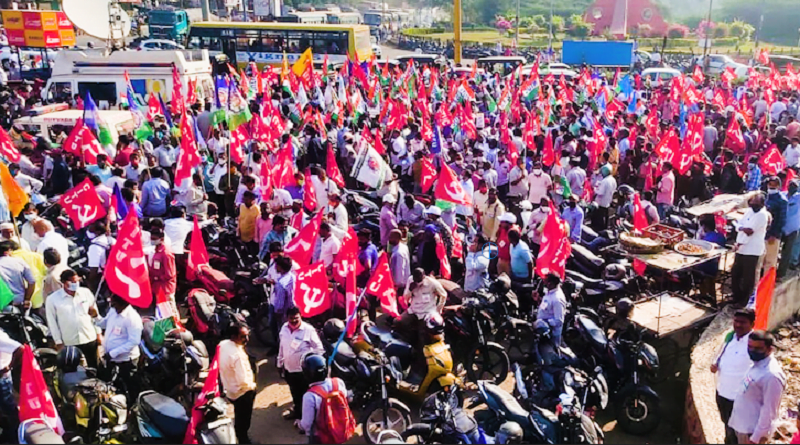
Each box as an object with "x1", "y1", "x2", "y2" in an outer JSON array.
[{"x1": 63, "y1": 0, "x2": 132, "y2": 41}]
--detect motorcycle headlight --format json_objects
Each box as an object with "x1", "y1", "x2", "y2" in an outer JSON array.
[{"x1": 638, "y1": 344, "x2": 660, "y2": 372}]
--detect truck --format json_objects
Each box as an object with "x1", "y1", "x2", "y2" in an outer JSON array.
[
  {"x1": 41, "y1": 49, "x2": 214, "y2": 107},
  {"x1": 561, "y1": 40, "x2": 634, "y2": 68},
  {"x1": 148, "y1": 9, "x2": 190, "y2": 43}
]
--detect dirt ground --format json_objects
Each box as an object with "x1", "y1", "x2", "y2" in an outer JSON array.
[{"x1": 244, "y1": 341, "x2": 686, "y2": 444}]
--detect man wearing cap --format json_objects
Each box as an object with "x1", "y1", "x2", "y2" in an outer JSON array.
[
  {"x1": 0, "y1": 223, "x2": 28, "y2": 251},
  {"x1": 380, "y1": 195, "x2": 398, "y2": 248},
  {"x1": 425, "y1": 206, "x2": 454, "y2": 258}
]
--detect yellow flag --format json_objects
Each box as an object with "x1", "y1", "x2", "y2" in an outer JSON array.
[
  {"x1": 292, "y1": 48, "x2": 313, "y2": 78},
  {"x1": 281, "y1": 52, "x2": 290, "y2": 82},
  {"x1": 0, "y1": 162, "x2": 29, "y2": 218}
]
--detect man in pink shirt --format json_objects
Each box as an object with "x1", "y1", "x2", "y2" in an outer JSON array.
[
  {"x1": 254, "y1": 202, "x2": 273, "y2": 248},
  {"x1": 655, "y1": 162, "x2": 675, "y2": 220}
]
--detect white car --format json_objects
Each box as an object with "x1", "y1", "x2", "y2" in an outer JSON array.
[
  {"x1": 642, "y1": 67, "x2": 682, "y2": 84},
  {"x1": 691, "y1": 54, "x2": 748, "y2": 78},
  {"x1": 137, "y1": 39, "x2": 185, "y2": 51},
  {"x1": 370, "y1": 36, "x2": 382, "y2": 59}
]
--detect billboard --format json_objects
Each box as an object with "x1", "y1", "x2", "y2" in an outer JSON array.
[{"x1": 1, "y1": 10, "x2": 75, "y2": 48}]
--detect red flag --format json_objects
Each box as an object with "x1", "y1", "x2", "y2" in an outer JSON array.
[
  {"x1": 581, "y1": 177, "x2": 594, "y2": 202},
  {"x1": 435, "y1": 233, "x2": 451, "y2": 279},
  {"x1": 0, "y1": 127, "x2": 21, "y2": 163},
  {"x1": 420, "y1": 157, "x2": 436, "y2": 194},
  {"x1": 18, "y1": 344, "x2": 64, "y2": 434},
  {"x1": 523, "y1": 111, "x2": 539, "y2": 151},
  {"x1": 62, "y1": 121, "x2": 103, "y2": 165},
  {"x1": 374, "y1": 128, "x2": 386, "y2": 155},
  {"x1": 186, "y1": 216, "x2": 209, "y2": 281},
  {"x1": 654, "y1": 129, "x2": 679, "y2": 163},
  {"x1": 632, "y1": 193, "x2": 648, "y2": 232},
  {"x1": 326, "y1": 144, "x2": 345, "y2": 187},
  {"x1": 285, "y1": 211, "x2": 324, "y2": 266},
  {"x1": 605, "y1": 99, "x2": 624, "y2": 122},
  {"x1": 675, "y1": 143, "x2": 695, "y2": 176},
  {"x1": 229, "y1": 125, "x2": 249, "y2": 165},
  {"x1": 103, "y1": 211, "x2": 152, "y2": 308},
  {"x1": 147, "y1": 93, "x2": 160, "y2": 121},
  {"x1": 758, "y1": 144, "x2": 786, "y2": 176},
  {"x1": 725, "y1": 118, "x2": 746, "y2": 153},
  {"x1": 754, "y1": 268, "x2": 776, "y2": 330},
  {"x1": 334, "y1": 228, "x2": 359, "y2": 336},
  {"x1": 171, "y1": 65, "x2": 184, "y2": 115},
  {"x1": 542, "y1": 130, "x2": 555, "y2": 167},
  {"x1": 303, "y1": 172, "x2": 317, "y2": 212},
  {"x1": 365, "y1": 252, "x2": 399, "y2": 317},
  {"x1": 272, "y1": 139, "x2": 296, "y2": 189},
  {"x1": 721, "y1": 67, "x2": 736, "y2": 86},
  {"x1": 58, "y1": 178, "x2": 107, "y2": 230},
  {"x1": 435, "y1": 163, "x2": 470, "y2": 205},
  {"x1": 536, "y1": 203, "x2": 572, "y2": 279},
  {"x1": 712, "y1": 89, "x2": 726, "y2": 110},
  {"x1": 260, "y1": 159, "x2": 274, "y2": 200},
  {"x1": 294, "y1": 261, "x2": 332, "y2": 317},
  {"x1": 175, "y1": 112, "x2": 201, "y2": 186},
  {"x1": 692, "y1": 65, "x2": 705, "y2": 84},
  {"x1": 784, "y1": 169, "x2": 797, "y2": 191},
  {"x1": 633, "y1": 258, "x2": 647, "y2": 276},
  {"x1": 184, "y1": 347, "x2": 221, "y2": 444}
]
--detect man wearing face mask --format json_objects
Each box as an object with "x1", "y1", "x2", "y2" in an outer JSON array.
[
  {"x1": 561, "y1": 195, "x2": 584, "y2": 243},
  {"x1": 45, "y1": 269, "x2": 100, "y2": 368},
  {"x1": 745, "y1": 155, "x2": 763, "y2": 192},
  {"x1": 19, "y1": 204, "x2": 41, "y2": 251},
  {"x1": 535, "y1": 273, "x2": 567, "y2": 346},
  {"x1": 526, "y1": 161, "x2": 552, "y2": 210},
  {"x1": 86, "y1": 221, "x2": 114, "y2": 293},
  {"x1": 728, "y1": 330, "x2": 786, "y2": 445},
  {"x1": 730, "y1": 193, "x2": 770, "y2": 307},
  {"x1": 149, "y1": 229, "x2": 177, "y2": 317},
  {"x1": 0, "y1": 223, "x2": 28, "y2": 251},
  {"x1": 763, "y1": 176, "x2": 787, "y2": 276},
  {"x1": 277, "y1": 306, "x2": 324, "y2": 421}
]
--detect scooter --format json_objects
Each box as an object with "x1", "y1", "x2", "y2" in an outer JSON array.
[
  {"x1": 18, "y1": 417, "x2": 66, "y2": 445},
  {"x1": 402, "y1": 387, "x2": 488, "y2": 444},
  {"x1": 132, "y1": 390, "x2": 236, "y2": 444}
]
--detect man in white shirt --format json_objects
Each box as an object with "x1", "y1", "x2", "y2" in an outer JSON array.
[
  {"x1": 527, "y1": 161, "x2": 552, "y2": 207},
  {"x1": 45, "y1": 269, "x2": 100, "y2": 368},
  {"x1": 395, "y1": 268, "x2": 446, "y2": 349},
  {"x1": 268, "y1": 187, "x2": 294, "y2": 219},
  {"x1": 710, "y1": 308, "x2": 755, "y2": 445},
  {"x1": 277, "y1": 307, "x2": 324, "y2": 420},
  {"x1": 219, "y1": 324, "x2": 256, "y2": 444},
  {"x1": 508, "y1": 157, "x2": 528, "y2": 211},
  {"x1": 327, "y1": 194, "x2": 349, "y2": 240},
  {"x1": 769, "y1": 99, "x2": 787, "y2": 124},
  {"x1": 207, "y1": 129, "x2": 229, "y2": 158},
  {"x1": 592, "y1": 165, "x2": 617, "y2": 230},
  {"x1": 86, "y1": 221, "x2": 114, "y2": 292},
  {"x1": 398, "y1": 195, "x2": 425, "y2": 230},
  {"x1": 311, "y1": 168, "x2": 339, "y2": 213},
  {"x1": 164, "y1": 207, "x2": 194, "y2": 255},
  {"x1": 98, "y1": 294, "x2": 143, "y2": 398},
  {"x1": 731, "y1": 193, "x2": 770, "y2": 307},
  {"x1": 390, "y1": 130, "x2": 411, "y2": 175},
  {"x1": 34, "y1": 220, "x2": 69, "y2": 267},
  {"x1": 319, "y1": 223, "x2": 342, "y2": 269},
  {"x1": 785, "y1": 137, "x2": 800, "y2": 168}
]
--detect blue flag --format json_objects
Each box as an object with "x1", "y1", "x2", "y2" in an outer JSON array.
[
  {"x1": 627, "y1": 91, "x2": 638, "y2": 114},
  {"x1": 157, "y1": 93, "x2": 173, "y2": 128},
  {"x1": 83, "y1": 92, "x2": 100, "y2": 133},
  {"x1": 194, "y1": 117, "x2": 206, "y2": 147},
  {"x1": 431, "y1": 123, "x2": 443, "y2": 154},
  {"x1": 112, "y1": 183, "x2": 128, "y2": 220},
  {"x1": 619, "y1": 74, "x2": 633, "y2": 98}
]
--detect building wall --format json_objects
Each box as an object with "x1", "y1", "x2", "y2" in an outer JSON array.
[{"x1": 583, "y1": 0, "x2": 668, "y2": 36}]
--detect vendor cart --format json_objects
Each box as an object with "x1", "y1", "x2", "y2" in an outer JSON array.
[{"x1": 627, "y1": 292, "x2": 718, "y2": 382}]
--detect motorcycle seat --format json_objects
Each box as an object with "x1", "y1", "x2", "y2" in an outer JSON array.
[
  {"x1": 59, "y1": 368, "x2": 89, "y2": 399},
  {"x1": 506, "y1": 317, "x2": 532, "y2": 330},
  {"x1": 482, "y1": 382, "x2": 530, "y2": 420},
  {"x1": 21, "y1": 420, "x2": 62, "y2": 445},
  {"x1": 365, "y1": 324, "x2": 395, "y2": 346},
  {"x1": 140, "y1": 391, "x2": 190, "y2": 439},
  {"x1": 529, "y1": 404, "x2": 559, "y2": 424},
  {"x1": 333, "y1": 342, "x2": 357, "y2": 367}
]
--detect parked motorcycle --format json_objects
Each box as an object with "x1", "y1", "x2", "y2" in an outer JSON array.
[
  {"x1": 132, "y1": 390, "x2": 236, "y2": 444},
  {"x1": 471, "y1": 381, "x2": 603, "y2": 444},
  {"x1": 139, "y1": 318, "x2": 209, "y2": 406},
  {"x1": 185, "y1": 289, "x2": 248, "y2": 355},
  {"x1": 402, "y1": 388, "x2": 488, "y2": 444},
  {"x1": 17, "y1": 417, "x2": 66, "y2": 445},
  {"x1": 0, "y1": 305, "x2": 51, "y2": 349},
  {"x1": 566, "y1": 312, "x2": 661, "y2": 435}
]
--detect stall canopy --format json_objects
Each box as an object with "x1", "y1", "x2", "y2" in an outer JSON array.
[{"x1": 1, "y1": 10, "x2": 76, "y2": 48}]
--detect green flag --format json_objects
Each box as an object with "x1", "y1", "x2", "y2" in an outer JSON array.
[
  {"x1": 558, "y1": 174, "x2": 572, "y2": 198},
  {"x1": 0, "y1": 277, "x2": 13, "y2": 310}
]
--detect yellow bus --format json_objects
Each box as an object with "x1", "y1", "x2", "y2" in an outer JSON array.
[{"x1": 187, "y1": 21, "x2": 373, "y2": 68}]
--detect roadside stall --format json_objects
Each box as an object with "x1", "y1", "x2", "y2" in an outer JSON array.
[{"x1": 0, "y1": 9, "x2": 76, "y2": 80}]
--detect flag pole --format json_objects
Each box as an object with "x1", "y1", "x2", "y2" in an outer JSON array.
[{"x1": 326, "y1": 287, "x2": 368, "y2": 371}]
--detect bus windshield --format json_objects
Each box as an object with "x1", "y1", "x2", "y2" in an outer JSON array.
[{"x1": 363, "y1": 13, "x2": 382, "y2": 26}]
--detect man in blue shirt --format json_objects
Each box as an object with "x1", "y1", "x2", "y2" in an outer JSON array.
[
  {"x1": 780, "y1": 179, "x2": 800, "y2": 278},
  {"x1": 259, "y1": 215, "x2": 298, "y2": 260},
  {"x1": 764, "y1": 176, "x2": 787, "y2": 276},
  {"x1": 508, "y1": 229, "x2": 533, "y2": 282},
  {"x1": 140, "y1": 167, "x2": 170, "y2": 217},
  {"x1": 561, "y1": 194, "x2": 584, "y2": 243},
  {"x1": 744, "y1": 156, "x2": 763, "y2": 192},
  {"x1": 86, "y1": 154, "x2": 113, "y2": 184}
]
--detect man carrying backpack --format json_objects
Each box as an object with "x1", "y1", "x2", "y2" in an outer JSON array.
[{"x1": 299, "y1": 354, "x2": 355, "y2": 444}]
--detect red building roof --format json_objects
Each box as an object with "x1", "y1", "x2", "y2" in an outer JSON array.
[{"x1": 584, "y1": 0, "x2": 668, "y2": 37}]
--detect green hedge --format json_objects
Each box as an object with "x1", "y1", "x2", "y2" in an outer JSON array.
[
  {"x1": 402, "y1": 27, "x2": 446, "y2": 36},
  {"x1": 638, "y1": 36, "x2": 741, "y2": 48}
]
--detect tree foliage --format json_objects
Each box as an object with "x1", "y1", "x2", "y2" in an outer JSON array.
[{"x1": 720, "y1": 0, "x2": 800, "y2": 44}]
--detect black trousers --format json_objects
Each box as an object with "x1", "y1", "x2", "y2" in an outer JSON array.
[
  {"x1": 284, "y1": 371, "x2": 308, "y2": 416},
  {"x1": 591, "y1": 206, "x2": 610, "y2": 231},
  {"x1": 114, "y1": 360, "x2": 141, "y2": 401},
  {"x1": 76, "y1": 340, "x2": 98, "y2": 370},
  {"x1": 731, "y1": 253, "x2": 760, "y2": 306},
  {"x1": 715, "y1": 392, "x2": 737, "y2": 444},
  {"x1": 211, "y1": 192, "x2": 227, "y2": 219},
  {"x1": 232, "y1": 390, "x2": 256, "y2": 444}
]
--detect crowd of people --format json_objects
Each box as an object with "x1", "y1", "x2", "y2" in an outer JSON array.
[{"x1": 0, "y1": 47, "x2": 798, "y2": 445}]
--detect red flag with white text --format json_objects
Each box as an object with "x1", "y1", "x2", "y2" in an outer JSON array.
[
  {"x1": 0, "y1": 126, "x2": 21, "y2": 163},
  {"x1": 758, "y1": 145, "x2": 786, "y2": 176},
  {"x1": 632, "y1": 193, "x2": 648, "y2": 232},
  {"x1": 272, "y1": 140, "x2": 296, "y2": 189},
  {"x1": 435, "y1": 233, "x2": 451, "y2": 280},
  {"x1": 435, "y1": 163, "x2": 471, "y2": 205},
  {"x1": 175, "y1": 112, "x2": 201, "y2": 186},
  {"x1": 184, "y1": 347, "x2": 221, "y2": 444},
  {"x1": 420, "y1": 157, "x2": 436, "y2": 194},
  {"x1": 285, "y1": 211, "x2": 324, "y2": 267},
  {"x1": 18, "y1": 344, "x2": 64, "y2": 435},
  {"x1": 103, "y1": 211, "x2": 152, "y2": 308},
  {"x1": 303, "y1": 172, "x2": 317, "y2": 212},
  {"x1": 58, "y1": 178, "x2": 107, "y2": 230}
]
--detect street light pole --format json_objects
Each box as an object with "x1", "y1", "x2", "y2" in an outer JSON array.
[
  {"x1": 753, "y1": 0, "x2": 765, "y2": 51},
  {"x1": 515, "y1": 0, "x2": 520, "y2": 55},
  {"x1": 454, "y1": 0, "x2": 462, "y2": 63},
  {"x1": 548, "y1": 0, "x2": 553, "y2": 50}
]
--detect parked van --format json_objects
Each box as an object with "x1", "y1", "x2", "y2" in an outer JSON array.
[
  {"x1": 41, "y1": 49, "x2": 214, "y2": 107},
  {"x1": 13, "y1": 108, "x2": 136, "y2": 148}
]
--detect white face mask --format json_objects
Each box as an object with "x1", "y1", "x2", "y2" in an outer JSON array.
[
  {"x1": 86, "y1": 232, "x2": 97, "y2": 240},
  {"x1": 533, "y1": 169, "x2": 543, "y2": 176},
  {"x1": 67, "y1": 281, "x2": 79, "y2": 292},
  {"x1": 24, "y1": 213, "x2": 35, "y2": 221},
  {"x1": 153, "y1": 239, "x2": 162, "y2": 246}
]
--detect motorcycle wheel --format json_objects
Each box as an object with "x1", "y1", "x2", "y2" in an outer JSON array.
[
  {"x1": 614, "y1": 389, "x2": 661, "y2": 436},
  {"x1": 253, "y1": 305, "x2": 275, "y2": 349},
  {"x1": 466, "y1": 344, "x2": 509, "y2": 385},
  {"x1": 360, "y1": 399, "x2": 412, "y2": 444}
]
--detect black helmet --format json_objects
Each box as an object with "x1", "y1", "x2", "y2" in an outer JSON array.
[
  {"x1": 616, "y1": 298, "x2": 634, "y2": 318},
  {"x1": 57, "y1": 346, "x2": 83, "y2": 373},
  {"x1": 302, "y1": 353, "x2": 327, "y2": 384},
  {"x1": 603, "y1": 263, "x2": 626, "y2": 281},
  {"x1": 322, "y1": 319, "x2": 345, "y2": 344}
]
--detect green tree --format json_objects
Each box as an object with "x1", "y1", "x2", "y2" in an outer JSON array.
[
  {"x1": 531, "y1": 14, "x2": 547, "y2": 28},
  {"x1": 728, "y1": 19, "x2": 755, "y2": 41},
  {"x1": 567, "y1": 14, "x2": 594, "y2": 37},
  {"x1": 720, "y1": 0, "x2": 800, "y2": 45},
  {"x1": 713, "y1": 22, "x2": 730, "y2": 38},
  {"x1": 551, "y1": 15, "x2": 565, "y2": 32}
]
